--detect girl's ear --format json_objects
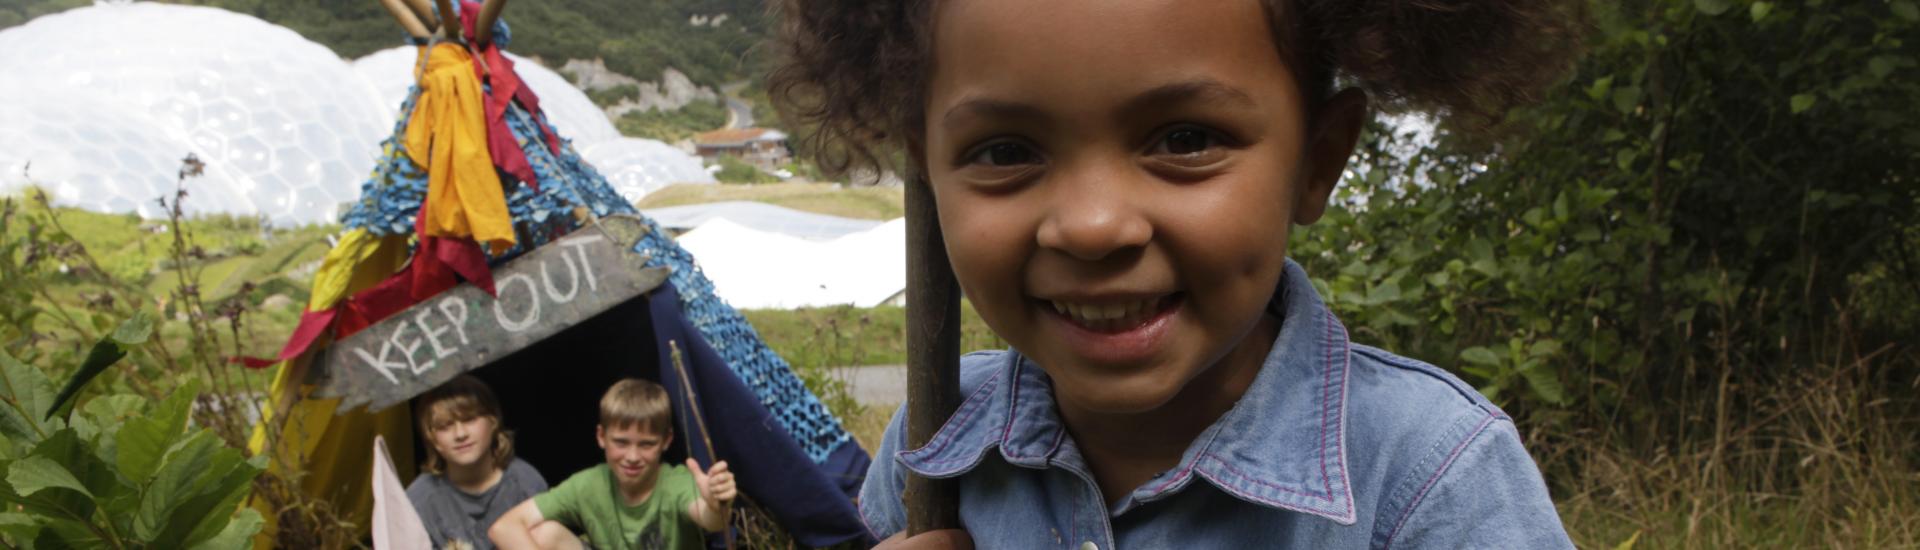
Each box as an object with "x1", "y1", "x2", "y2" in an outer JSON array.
[{"x1": 1293, "y1": 88, "x2": 1369, "y2": 225}]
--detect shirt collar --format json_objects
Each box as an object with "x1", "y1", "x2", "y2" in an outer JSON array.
[{"x1": 896, "y1": 259, "x2": 1357, "y2": 524}]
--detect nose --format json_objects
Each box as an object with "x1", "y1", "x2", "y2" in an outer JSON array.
[{"x1": 1036, "y1": 162, "x2": 1152, "y2": 261}]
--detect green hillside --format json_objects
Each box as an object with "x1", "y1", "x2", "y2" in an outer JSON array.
[{"x1": 0, "y1": 0, "x2": 771, "y2": 89}]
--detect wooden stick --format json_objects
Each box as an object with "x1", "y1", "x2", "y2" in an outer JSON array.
[
  {"x1": 376, "y1": 0, "x2": 431, "y2": 38},
  {"x1": 401, "y1": 0, "x2": 437, "y2": 34},
  {"x1": 432, "y1": 0, "x2": 462, "y2": 42},
  {"x1": 669, "y1": 340, "x2": 734, "y2": 550},
  {"x1": 474, "y1": 0, "x2": 509, "y2": 46},
  {"x1": 904, "y1": 174, "x2": 962, "y2": 533}
]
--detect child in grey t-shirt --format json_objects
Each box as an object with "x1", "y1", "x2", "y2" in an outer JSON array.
[{"x1": 407, "y1": 375, "x2": 548, "y2": 550}]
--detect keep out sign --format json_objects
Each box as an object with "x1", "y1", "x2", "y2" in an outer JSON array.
[{"x1": 311, "y1": 216, "x2": 668, "y2": 413}]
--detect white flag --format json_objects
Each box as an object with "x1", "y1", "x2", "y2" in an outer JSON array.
[{"x1": 372, "y1": 435, "x2": 433, "y2": 549}]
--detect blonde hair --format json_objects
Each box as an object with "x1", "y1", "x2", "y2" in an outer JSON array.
[
  {"x1": 600, "y1": 378, "x2": 673, "y2": 436},
  {"x1": 415, "y1": 375, "x2": 514, "y2": 475}
]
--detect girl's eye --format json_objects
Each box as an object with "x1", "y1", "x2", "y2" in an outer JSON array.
[
  {"x1": 1152, "y1": 127, "x2": 1226, "y2": 157},
  {"x1": 971, "y1": 142, "x2": 1039, "y2": 167},
  {"x1": 1162, "y1": 128, "x2": 1212, "y2": 155}
]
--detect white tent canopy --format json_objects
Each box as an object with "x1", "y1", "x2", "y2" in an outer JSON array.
[
  {"x1": 675, "y1": 217, "x2": 906, "y2": 309},
  {"x1": 642, "y1": 201, "x2": 885, "y2": 241}
]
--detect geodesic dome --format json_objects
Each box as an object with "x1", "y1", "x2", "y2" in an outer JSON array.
[
  {"x1": 0, "y1": 2, "x2": 390, "y2": 226},
  {"x1": 0, "y1": 86, "x2": 254, "y2": 219}
]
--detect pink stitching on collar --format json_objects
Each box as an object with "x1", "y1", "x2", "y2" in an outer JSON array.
[
  {"x1": 1383, "y1": 412, "x2": 1499, "y2": 549},
  {"x1": 902, "y1": 368, "x2": 1008, "y2": 465}
]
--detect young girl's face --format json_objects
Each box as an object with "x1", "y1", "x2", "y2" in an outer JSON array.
[
  {"x1": 428, "y1": 409, "x2": 499, "y2": 469},
  {"x1": 925, "y1": 0, "x2": 1352, "y2": 415}
]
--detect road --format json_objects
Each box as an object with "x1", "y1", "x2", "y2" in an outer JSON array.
[
  {"x1": 725, "y1": 97, "x2": 754, "y2": 129},
  {"x1": 719, "y1": 80, "x2": 754, "y2": 129},
  {"x1": 828, "y1": 364, "x2": 907, "y2": 407}
]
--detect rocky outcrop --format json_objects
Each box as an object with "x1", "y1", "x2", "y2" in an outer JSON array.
[{"x1": 560, "y1": 59, "x2": 718, "y2": 119}]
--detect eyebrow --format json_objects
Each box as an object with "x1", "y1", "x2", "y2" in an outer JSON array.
[
  {"x1": 941, "y1": 78, "x2": 1257, "y2": 129},
  {"x1": 1119, "y1": 79, "x2": 1257, "y2": 114}
]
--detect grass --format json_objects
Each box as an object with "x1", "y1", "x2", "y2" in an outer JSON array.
[
  {"x1": 1549, "y1": 353, "x2": 1920, "y2": 548},
  {"x1": 11, "y1": 198, "x2": 329, "y2": 387},
  {"x1": 638, "y1": 182, "x2": 905, "y2": 220},
  {"x1": 741, "y1": 302, "x2": 1004, "y2": 368}
]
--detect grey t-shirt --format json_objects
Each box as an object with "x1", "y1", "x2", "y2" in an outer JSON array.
[{"x1": 406, "y1": 457, "x2": 549, "y2": 550}]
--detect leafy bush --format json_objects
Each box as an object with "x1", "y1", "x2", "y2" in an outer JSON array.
[
  {"x1": 713, "y1": 155, "x2": 777, "y2": 184},
  {"x1": 0, "y1": 324, "x2": 264, "y2": 548},
  {"x1": 614, "y1": 99, "x2": 730, "y2": 142},
  {"x1": 1298, "y1": 0, "x2": 1919, "y2": 424}
]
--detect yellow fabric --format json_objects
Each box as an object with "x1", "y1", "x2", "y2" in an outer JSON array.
[
  {"x1": 405, "y1": 42, "x2": 516, "y2": 256},
  {"x1": 249, "y1": 361, "x2": 416, "y2": 548},
  {"x1": 305, "y1": 229, "x2": 410, "y2": 312}
]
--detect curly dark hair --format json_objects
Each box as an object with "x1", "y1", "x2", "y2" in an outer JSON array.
[{"x1": 766, "y1": 0, "x2": 1586, "y2": 177}]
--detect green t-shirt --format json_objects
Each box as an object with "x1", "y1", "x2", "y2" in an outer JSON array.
[{"x1": 533, "y1": 463, "x2": 705, "y2": 550}]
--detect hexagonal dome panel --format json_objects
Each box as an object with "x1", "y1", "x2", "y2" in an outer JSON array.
[{"x1": 0, "y1": 2, "x2": 390, "y2": 225}]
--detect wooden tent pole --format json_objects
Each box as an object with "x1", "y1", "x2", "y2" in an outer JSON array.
[
  {"x1": 376, "y1": 0, "x2": 430, "y2": 39},
  {"x1": 474, "y1": 0, "x2": 508, "y2": 46},
  {"x1": 431, "y1": 0, "x2": 461, "y2": 42},
  {"x1": 903, "y1": 174, "x2": 961, "y2": 533},
  {"x1": 401, "y1": 0, "x2": 438, "y2": 34}
]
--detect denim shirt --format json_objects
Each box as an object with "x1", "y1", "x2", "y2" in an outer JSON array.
[{"x1": 860, "y1": 260, "x2": 1571, "y2": 549}]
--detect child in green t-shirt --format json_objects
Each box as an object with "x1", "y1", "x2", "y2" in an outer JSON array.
[{"x1": 490, "y1": 379, "x2": 736, "y2": 550}]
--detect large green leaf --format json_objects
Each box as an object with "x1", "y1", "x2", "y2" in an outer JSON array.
[
  {"x1": 114, "y1": 378, "x2": 197, "y2": 486},
  {"x1": 7, "y1": 429, "x2": 129, "y2": 527},
  {"x1": 6, "y1": 456, "x2": 91, "y2": 499},
  {"x1": 31, "y1": 516, "x2": 111, "y2": 550},
  {"x1": 135, "y1": 429, "x2": 232, "y2": 542},
  {"x1": 0, "y1": 349, "x2": 61, "y2": 443},
  {"x1": 0, "y1": 511, "x2": 40, "y2": 545},
  {"x1": 44, "y1": 312, "x2": 150, "y2": 421},
  {"x1": 186, "y1": 508, "x2": 263, "y2": 550},
  {"x1": 157, "y1": 453, "x2": 265, "y2": 548},
  {"x1": 77, "y1": 394, "x2": 145, "y2": 466},
  {"x1": 1521, "y1": 363, "x2": 1569, "y2": 405},
  {"x1": 1460, "y1": 346, "x2": 1504, "y2": 367}
]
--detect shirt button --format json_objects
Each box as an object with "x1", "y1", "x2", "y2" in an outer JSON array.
[{"x1": 1080, "y1": 542, "x2": 1099, "y2": 550}]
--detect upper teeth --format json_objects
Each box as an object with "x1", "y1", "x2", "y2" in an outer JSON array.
[{"x1": 1051, "y1": 298, "x2": 1162, "y2": 328}]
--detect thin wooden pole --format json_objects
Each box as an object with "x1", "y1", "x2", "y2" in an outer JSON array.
[
  {"x1": 376, "y1": 0, "x2": 430, "y2": 39},
  {"x1": 432, "y1": 0, "x2": 462, "y2": 42},
  {"x1": 669, "y1": 341, "x2": 734, "y2": 550},
  {"x1": 474, "y1": 0, "x2": 509, "y2": 46},
  {"x1": 904, "y1": 174, "x2": 961, "y2": 533},
  {"x1": 402, "y1": 0, "x2": 438, "y2": 34}
]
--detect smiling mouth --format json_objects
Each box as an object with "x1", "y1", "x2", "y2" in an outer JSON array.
[{"x1": 1047, "y1": 294, "x2": 1179, "y2": 332}]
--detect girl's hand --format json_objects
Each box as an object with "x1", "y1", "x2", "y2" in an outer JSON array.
[
  {"x1": 875, "y1": 530, "x2": 974, "y2": 550},
  {"x1": 687, "y1": 458, "x2": 736, "y2": 508}
]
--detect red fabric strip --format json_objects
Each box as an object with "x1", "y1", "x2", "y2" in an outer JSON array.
[{"x1": 461, "y1": 1, "x2": 562, "y2": 193}]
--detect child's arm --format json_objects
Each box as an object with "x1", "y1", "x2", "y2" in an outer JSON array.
[
  {"x1": 488, "y1": 498, "x2": 548, "y2": 549},
  {"x1": 685, "y1": 458, "x2": 737, "y2": 533}
]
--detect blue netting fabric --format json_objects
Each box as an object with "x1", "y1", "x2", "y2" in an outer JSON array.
[
  {"x1": 629, "y1": 215, "x2": 853, "y2": 463},
  {"x1": 338, "y1": 83, "x2": 853, "y2": 464}
]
